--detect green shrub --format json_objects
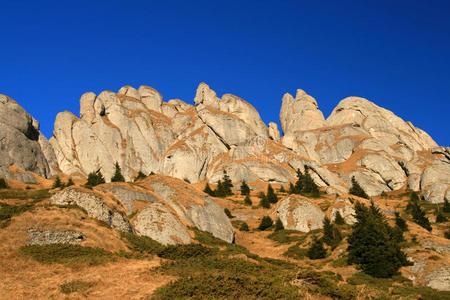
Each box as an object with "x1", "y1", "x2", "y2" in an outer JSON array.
[
  {"x1": 224, "y1": 208, "x2": 233, "y2": 218},
  {"x1": 349, "y1": 176, "x2": 369, "y2": 199},
  {"x1": 307, "y1": 236, "x2": 327, "y2": 259},
  {"x1": 59, "y1": 280, "x2": 95, "y2": 294},
  {"x1": 436, "y1": 210, "x2": 448, "y2": 223},
  {"x1": 0, "y1": 177, "x2": 7, "y2": 189},
  {"x1": 279, "y1": 186, "x2": 286, "y2": 193},
  {"x1": 407, "y1": 194, "x2": 432, "y2": 231},
  {"x1": 395, "y1": 212, "x2": 408, "y2": 231},
  {"x1": 283, "y1": 243, "x2": 308, "y2": 260},
  {"x1": 111, "y1": 162, "x2": 125, "y2": 182},
  {"x1": 192, "y1": 228, "x2": 229, "y2": 247},
  {"x1": 157, "y1": 244, "x2": 212, "y2": 260},
  {"x1": 258, "y1": 216, "x2": 273, "y2": 230},
  {"x1": 322, "y1": 216, "x2": 342, "y2": 249},
  {"x1": 120, "y1": 232, "x2": 164, "y2": 254},
  {"x1": 444, "y1": 198, "x2": 450, "y2": 213},
  {"x1": 66, "y1": 178, "x2": 74, "y2": 187},
  {"x1": 296, "y1": 270, "x2": 356, "y2": 299},
  {"x1": 203, "y1": 183, "x2": 215, "y2": 196},
  {"x1": 268, "y1": 230, "x2": 306, "y2": 244},
  {"x1": 20, "y1": 244, "x2": 114, "y2": 265},
  {"x1": 259, "y1": 192, "x2": 270, "y2": 208},
  {"x1": 239, "y1": 222, "x2": 249, "y2": 231}
]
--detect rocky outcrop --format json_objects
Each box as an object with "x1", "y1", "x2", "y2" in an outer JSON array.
[
  {"x1": 277, "y1": 195, "x2": 325, "y2": 232},
  {"x1": 50, "y1": 187, "x2": 132, "y2": 232},
  {"x1": 0, "y1": 94, "x2": 57, "y2": 181},
  {"x1": 27, "y1": 229, "x2": 84, "y2": 245}
]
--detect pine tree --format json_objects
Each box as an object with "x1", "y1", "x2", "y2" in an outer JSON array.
[
  {"x1": 0, "y1": 177, "x2": 8, "y2": 189},
  {"x1": 288, "y1": 182, "x2": 296, "y2": 194},
  {"x1": 240, "y1": 180, "x2": 250, "y2": 196},
  {"x1": 221, "y1": 170, "x2": 233, "y2": 196},
  {"x1": 259, "y1": 192, "x2": 270, "y2": 209},
  {"x1": 111, "y1": 162, "x2": 125, "y2": 182},
  {"x1": 134, "y1": 171, "x2": 147, "y2": 182},
  {"x1": 96, "y1": 171, "x2": 105, "y2": 185},
  {"x1": 239, "y1": 222, "x2": 249, "y2": 231},
  {"x1": 394, "y1": 212, "x2": 408, "y2": 232},
  {"x1": 349, "y1": 176, "x2": 369, "y2": 199},
  {"x1": 294, "y1": 169, "x2": 304, "y2": 194},
  {"x1": 274, "y1": 218, "x2": 284, "y2": 231},
  {"x1": 334, "y1": 211, "x2": 345, "y2": 225},
  {"x1": 323, "y1": 217, "x2": 342, "y2": 249},
  {"x1": 279, "y1": 186, "x2": 286, "y2": 193},
  {"x1": 307, "y1": 236, "x2": 327, "y2": 259},
  {"x1": 258, "y1": 216, "x2": 273, "y2": 230},
  {"x1": 66, "y1": 178, "x2": 74, "y2": 187},
  {"x1": 302, "y1": 170, "x2": 320, "y2": 197},
  {"x1": 52, "y1": 176, "x2": 63, "y2": 188},
  {"x1": 436, "y1": 209, "x2": 448, "y2": 223},
  {"x1": 85, "y1": 171, "x2": 105, "y2": 187},
  {"x1": 215, "y1": 180, "x2": 225, "y2": 197},
  {"x1": 347, "y1": 201, "x2": 410, "y2": 278},
  {"x1": 266, "y1": 184, "x2": 278, "y2": 203},
  {"x1": 444, "y1": 198, "x2": 450, "y2": 213},
  {"x1": 203, "y1": 183, "x2": 215, "y2": 196},
  {"x1": 408, "y1": 194, "x2": 432, "y2": 231},
  {"x1": 244, "y1": 194, "x2": 252, "y2": 206}
]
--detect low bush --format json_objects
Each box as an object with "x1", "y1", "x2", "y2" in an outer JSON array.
[
  {"x1": 258, "y1": 216, "x2": 273, "y2": 230},
  {"x1": 20, "y1": 244, "x2": 115, "y2": 265},
  {"x1": 0, "y1": 177, "x2": 8, "y2": 189},
  {"x1": 59, "y1": 280, "x2": 95, "y2": 294},
  {"x1": 239, "y1": 222, "x2": 249, "y2": 231},
  {"x1": 267, "y1": 230, "x2": 306, "y2": 244},
  {"x1": 157, "y1": 244, "x2": 212, "y2": 260},
  {"x1": 120, "y1": 232, "x2": 164, "y2": 254}
]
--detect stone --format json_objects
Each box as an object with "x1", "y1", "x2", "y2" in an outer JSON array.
[
  {"x1": 268, "y1": 122, "x2": 280, "y2": 142},
  {"x1": 27, "y1": 229, "x2": 84, "y2": 245},
  {"x1": 277, "y1": 195, "x2": 325, "y2": 232},
  {"x1": 425, "y1": 266, "x2": 450, "y2": 291}
]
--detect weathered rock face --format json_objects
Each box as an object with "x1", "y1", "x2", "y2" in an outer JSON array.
[
  {"x1": 27, "y1": 229, "x2": 84, "y2": 245},
  {"x1": 50, "y1": 175, "x2": 234, "y2": 245},
  {"x1": 0, "y1": 95, "x2": 57, "y2": 181},
  {"x1": 277, "y1": 195, "x2": 325, "y2": 232}
]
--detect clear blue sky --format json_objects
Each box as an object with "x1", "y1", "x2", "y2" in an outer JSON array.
[{"x1": 1, "y1": 0, "x2": 449, "y2": 146}]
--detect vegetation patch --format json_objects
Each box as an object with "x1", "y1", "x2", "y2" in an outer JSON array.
[
  {"x1": 20, "y1": 244, "x2": 115, "y2": 265},
  {"x1": 267, "y1": 229, "x2": 306, "y2": 244},
  {"x1": 120, "y1": 232, "x2": 164, "y2": 254},
  {"x1": 59, "y1": 280, "x2": 95, "y2": 295},
  {"x1": 283, "y1": 242, "x2": 308, "y2": 260},
  {"x1": 0, "y1": 188, "x2": 50, "y2": 200}
]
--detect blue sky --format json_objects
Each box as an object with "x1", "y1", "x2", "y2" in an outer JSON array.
[{"x1": 1, "y1": 0, "x2": 449, "y2": 145}]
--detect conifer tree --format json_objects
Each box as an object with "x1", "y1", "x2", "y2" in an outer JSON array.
[
  {"x1": 294, "y1": 169, "x2": 304, "y2": 194},
  {"x1": 349, "y1": 176, "x2": 369, "y2": 199},
  {"x1": 221, "y1": 170, "x2": 233, "y2": 196},
  {"x1": 258, "y1": 216, "x2": 273, "y2": 230},
  {"x1": 0, "y1": 178, "x2": 7, "y2": 189},
  {"x1": 85, "y1": 171, "x2": 105, "y2": 187},
  {"x1": 52, "y1": 176, "x2": 63, "y2": 188},
  {"x1": 323, "y1": 217, "x2": 342, "y2": 249},
  {"x1": 288, "y1": 182, "x2": 296, "y2": 194},
  {"x1": 436, "y1": 209, "x2": 448, "y2": 223},
  {"x1": 266, "y1": 184, "x2": 278, "y2": 203},
  {"x1": 134, "y1": 171, "x2": 147, "y2": 182},
  {"x1": 244, "y1": 194, "x2": 252, "y2": 206},
  {"x1": 279, "y1": 186, "x2": 286, "y2": 193},
  {"x1": 240, "y1": 180, "x2": 250, "y2": 196},
  {"x1": 259, "y1": 192, "x2": 270, "y2": 209},
  {"x1": 444, "y1": 198, "x2": 450, "y2": 213},
  {"x1": 334, "y1": 211, "x2": 345, "y2": 225},
  {"x1": 302, "y1": 170, "x2": 320, "y2": 197},
  {"x1": 66, "y1": 178, "x2": 74, "y2": 187},
  {"x1": 274, "y1": 218, "x2": 284, "y2": 231},
  {"x1": 407, "y1": 193, "x2": 432, "y2": 231},
  {"x1": 215, "y1": 180, "x2": 225, "y2": 197},
  {"x1": 203, "y1": 183, "x2": 215, "y2": 196},
  {"x1": 239, "y1": 222, "x2": 249, "y2": 231},
  {"x1": 347, "y1": 201, "x2": 409, "y2": 278},
  {"x1": 394, "y1": 212, "x2": 408, "y2": 232},
  {"x1": 307, "y1": 236, "x2": 327, "y2": 259},
  {"x1": 111, "y1": 162, "x2": 125, "y2": 182}
]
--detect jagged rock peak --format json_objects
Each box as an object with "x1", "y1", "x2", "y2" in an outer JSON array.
[{"x1": 280, "y1": 89, "x2": 327, "y2": 135}]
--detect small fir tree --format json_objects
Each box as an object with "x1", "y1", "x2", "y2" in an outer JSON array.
[
  {"x1": 408, "y1": 194, "x2": 432, "y2": 231},
  {"x1": 279, "y1": 186, "x2": 286, "y2": 193},
  {"x1": 111, "y1": 162, "x2": 125, "y2": 182},
  {"x1": 66, "y1": 178, "x2": 74, "y2": 187},
  {"x1": 394, "y1": 212, "x2": 408, "y2": 232},
  {"x1": 258, "y1": 216, "x2": 273, "y2": 231},
  {"x1": 244, "y1": 194, "x2": 252, "y2": 206},
  {"x1": 302, "y1": 170, "x2": 320, "y2": 197},
  {"x1": 134, "y1": 171, "x2": 147, "y2": 182},
  {"x1": 347, "y1": 201, "x2": 410, "y2": 278},
  {"x1": 266, "y1": 184, "x2": 278, "y2": 204},
  {"x1": 52, "y1": 176, "x2": 63, "y2": 188},
  {"x1": 215, "y1": 180, "x2": 225, "y2": 197},
  {"x1": 349, "y1": 176, "x2": 370, "y2": 199},
  {"x1": 443, "y1": 198, "x2": 450, "y2": 213},
  {"x1": 203, "y1": 183, "x2": 215, "y2": 196},
  {"x1": 85, "y1": 171, "x2": 105, "y2": 187},
  {"x1": 294, "y1": 169, "x2": 304, "y2": 194},
  {"x1": 322, "y1": 217, "x2": 342, "y2": 249},
  {"x1": 334, "y1": 211, "x2": 345, "y2": 225},
  {"x1": 221, "y1": 170, "x2": 233, "y2": 196},
  {"x1": 239, "y1": 222, "x2": 250, "y2": 231},
  {"x1": 240, "y1": 180, "x2": 250, "y2": 196},
  {"x1": 259, "y1": 192, "x2": 270, "y2": 209},
  {"x1": 0, "y1": 177, "x2": 8, "y2": 189},
  {"x1": 288, "y1": 182, "x2": 296, "y2": 194},
  {"x1": 274, "y1": 218, "x2": 284, "y2": 231},
  {"x1": 436, "y1": 209, "x2": 448, "y2": 223},
  {"x1": 307, "y1": 236, "x2": 327, "y2": 259}
]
